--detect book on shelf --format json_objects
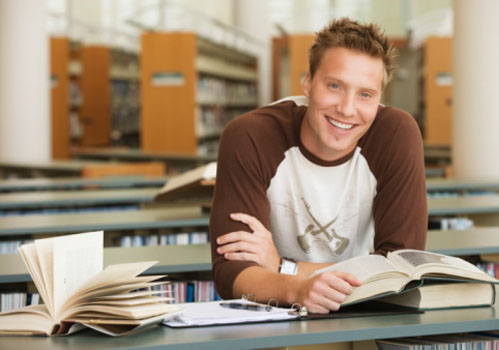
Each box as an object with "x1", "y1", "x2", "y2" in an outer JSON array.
[
  {"x1": 155, "y1": 161, "x2": 216, "y2": 202},
  {"x1": 0, "y1": 231, "x2": 181, "y2": 336},
  {"x1": 375, "y1": 333, "x2": 499, "y2": 350},
  {"x1": 311, "y1": 249, "x2": 499, "y2": 310}
]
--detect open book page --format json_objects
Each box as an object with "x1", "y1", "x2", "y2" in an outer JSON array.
[
  {"x1": 310, "y1": 254, "x2": 408, "y2": 283},
  {"x1": 158, "y1": 161, "x2": 216, "y2": 195},
  {"x1": 18, "y1": 243, "x2": 52, "y2": 315},
  {"x1": 79, "y1": 312, "x2": 181, "y2": 337},
  {"x1": 78, "y1": 261, "x2": 157, "y2": 292},
  {"x1": 34, "y1": 237, "x2": 55, "y2": 315},
  {"x1": 388, "y1": 249, "x2": 498, "y2": 282},
  {"x1": 52, "y1": 231, "x2": 103, "y2": 322},
  {"x1": 0, "y1": 305, "x2": 54, "y2": 336}
]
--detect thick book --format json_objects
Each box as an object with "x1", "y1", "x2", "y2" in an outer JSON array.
[
  {"x1": 311, "y1": 249, "x2": 498, "y2": 310},
  {"x1": 0, "y1": 231, "x2": 181, "y2": 336},
  {"x1": 155, "y1": 162, "x2": 216, "y2": 202}
]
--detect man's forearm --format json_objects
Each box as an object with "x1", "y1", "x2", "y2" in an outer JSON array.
[{"x1": 232, "y1": 261, "x2": 333, "y2": 305}]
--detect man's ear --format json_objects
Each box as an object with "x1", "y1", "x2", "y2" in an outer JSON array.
[{"x1": 302, "y1": 71, "x2": 312, "y2": 98}]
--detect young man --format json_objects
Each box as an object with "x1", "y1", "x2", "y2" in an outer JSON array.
[{"x1": 210, "y1": 18, "x2": 427, "y2": 314}]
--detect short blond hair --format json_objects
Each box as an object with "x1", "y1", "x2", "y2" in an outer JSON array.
[{"x1": 309, "y1": 18, "x2": 396, "y2": 88}]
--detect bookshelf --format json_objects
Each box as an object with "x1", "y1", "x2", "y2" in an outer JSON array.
[
  {"x1": 140, "y1": 32, "x2": 258, "y2": 156},
  {"x1": 272, "y1": 34, "x2": 315, "y2": 100},
  {"x1": 52, "y1": 39, "x2": 141, "y2": 149},
  {"x1": 423, "y1": 36, "x2": 452, "y2": 145}
]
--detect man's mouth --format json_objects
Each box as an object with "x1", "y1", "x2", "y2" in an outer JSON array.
[{"x1": 326, "y1": 116, "x2": 354, "y2": 130}]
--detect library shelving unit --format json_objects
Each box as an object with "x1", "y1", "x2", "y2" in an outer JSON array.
[
  {"x1": 423, "y1": 36, "x2": 452, "y2": 145},
  {"x1": 140, "y1": 32, "x2": 258, "y2": 156},
  {"x1": 53, "y1": 39, "x2": 141, "y2": 150},
  {"x1": 272, "y1": 34, "x2": 315, "y2": 100}
]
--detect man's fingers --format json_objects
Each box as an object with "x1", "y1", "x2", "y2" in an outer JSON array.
[
  {"x1": 217, "y1": 241, "x2": 261, "y2": 255},
  {"x1": 332, "y1": 270, "x2": 362, "y2": 287},
  {"x1": 230, "y1": 213, "x2": 266, "y2": 232},
  {"x1": 216, "y1": 231, "x2": 257, "y2": 245}
]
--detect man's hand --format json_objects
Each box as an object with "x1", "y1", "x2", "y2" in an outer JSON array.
[
  {"x1": 295, "y1": 270, "x2": 362, "y2": 314},
  {"x1": 216, "y1": 213, "x2": 281, "y2": 272}
]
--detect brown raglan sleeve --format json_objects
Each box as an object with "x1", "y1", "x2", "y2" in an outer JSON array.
[
  {"x1": 209, "y1": 113, "x2": 275, "y2": 299},
  {"x1": 368, "y1": 108, "x2": 427, "y2": 255}
]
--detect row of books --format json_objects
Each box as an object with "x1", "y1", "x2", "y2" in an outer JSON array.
[
  {"x1": 428, "y1": 217, "x2": 474, "y2": 230},
  {"x1": 111, "y1": 80, "x2": 140, "y2": 147},
  {"x1": 0, "y1": 239, "x2": 34, "y2": 255},
  {"x1": 195, "y1": 106, "x2": 252, "y2": 139},
  {"x1": 119, "y1": 231, "x2": 209, "y2": 247},
  {"x1": 0, "y1": 292, "x2": 40, "y2": 312},
  {"x1": 197, "y1": 138, "x2": 220, "y2": 157},
  {"x1": 197, "y1": 76, "x2": 257, "y2": 105},
  {"x1": 427, "y1": 191, "x2": 497, "y2": 198},
  {"x1": 476, "y1": 261, "x2": 499, "y2": 279},
  {"x1": 375, "y1": 332, "x2": 499, "y2": 349},
  {"x1": 150, "y1": 280, "x2": 220, "y2": 303}
]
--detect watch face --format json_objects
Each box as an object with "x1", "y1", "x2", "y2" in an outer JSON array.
[{"x1": 280, "y1": 258, "x2": 297, "y2": 275}]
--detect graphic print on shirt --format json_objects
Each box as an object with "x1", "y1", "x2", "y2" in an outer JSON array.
[
  {"x1": 297, "y1": 197, "x2": 350, "y2": 255},
  {"x1": 267, "y1": 146, "x2": 377, "y2": 263}
]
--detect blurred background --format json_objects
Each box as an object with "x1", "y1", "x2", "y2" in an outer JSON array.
[{"x1": 0, "y1": 0, "x2": 457, "y2": 162}]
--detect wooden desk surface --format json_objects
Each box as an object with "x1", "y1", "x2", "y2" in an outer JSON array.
[
  {"x1": 0, "y1": 207, "x2": 209, "y2": 236},
  {"x1": 0, "y1": 305, "x2": 498, "y2": 349},
  {"x1": 0, "y1": 188, "x2": 159, "y2": 210},
  {"x1": 0, "y1": 176, "x2": 167, "y2": 192}
]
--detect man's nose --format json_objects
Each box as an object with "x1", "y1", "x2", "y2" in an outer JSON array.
[{"x1": 336, "y1": 92, "x2": 355, "y2": 117}]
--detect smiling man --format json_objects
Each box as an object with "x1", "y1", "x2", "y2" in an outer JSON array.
[{"x1": 210, "y1": 18, "x2": 427, "y2": 313}]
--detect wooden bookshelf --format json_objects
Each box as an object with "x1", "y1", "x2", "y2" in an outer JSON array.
[
  {"x1": 272, "y1": 34, "x2": 315, "y2": 100},
  {"x1": 424, "y1": 36, "x2": 452, "y2": 144},
  {"x1": 79, "y1": 46, "x2": 111, "y2": 146},
  {"x1": 140, "y1": 32, "x2": 258, "y2": 156}
]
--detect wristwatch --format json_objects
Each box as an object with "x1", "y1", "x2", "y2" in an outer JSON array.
[{"x1": 279, "y1": 257, "x2": 298, "y2": 275}]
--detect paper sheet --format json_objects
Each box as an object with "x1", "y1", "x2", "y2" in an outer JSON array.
[{"x1": 163, "y1": 299, "x2": 298, "y2": 327}]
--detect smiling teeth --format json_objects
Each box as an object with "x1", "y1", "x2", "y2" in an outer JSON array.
[{"x1": 327, "y1": 117, "x2": 353, "y2": 130}]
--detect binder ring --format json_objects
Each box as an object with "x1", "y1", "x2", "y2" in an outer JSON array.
[{"x1": 290, "y1": 303, "x2": 308, "y2": 316}]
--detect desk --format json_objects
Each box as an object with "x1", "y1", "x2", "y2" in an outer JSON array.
[
  {"x1": 0, "y1": 188, "x2": 159, "y2": 211},
  {"x1": 0, "y1": 159, "x2": 98, "y2": 177},
  {"x1": 0, "y1": 243, "x2": 212, "y2": 283},
  {"x1": 0, "y1": 306, "x2": 498, "y2": 349},
  {"x1": 0, "y1": 228, "x2": 497, "y2": 283},
  {"x1": 0, "y1": 176, "x2": 167, "y2": 192},
  {"x1": 428, "y1": 195, "x2": 499, "y2": 216},
  {"x1": 427, "y1": 178, "x2": 499, "y2": 192},
  {"x1": 0, "y1": 207, "x2": 209, "y2": 236},
  {"x1": 72, "y1": 147, "x2": 216, "y2": 168}
]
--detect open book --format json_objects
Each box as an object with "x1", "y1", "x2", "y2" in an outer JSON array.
[
  {"x1": 155, "y1": 162, "x2": 216, "y2": 202},
  {"x1": 311, "y1": 249, "x2": 499, "y2": 310},
  {"x1": 0, "y1": 231, "x2": 181, "y2": 336}
]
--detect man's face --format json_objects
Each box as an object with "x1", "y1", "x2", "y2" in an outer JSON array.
[{"x1": 301, "y1": 47, "x2": 384, "y2": 161}]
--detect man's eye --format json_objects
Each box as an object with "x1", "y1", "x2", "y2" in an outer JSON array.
[
  {"x1": 361, "y1": 92, "x2": 372, "y2": 98},
  {"x1": 329, "y1": 83, "x2": 340, "y2": 89}
]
